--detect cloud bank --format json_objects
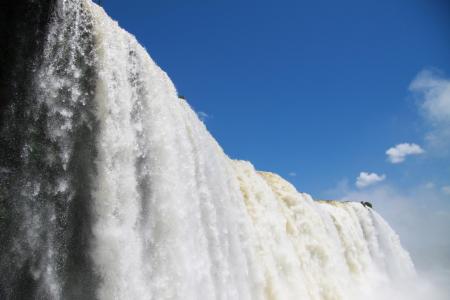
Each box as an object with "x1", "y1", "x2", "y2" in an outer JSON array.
[
  {"x1": 410, "y1": 69, "x2": 450, "y2": 124},
  {"x1": 410, "y1": 69, "x2": 450, "y2": 154},
  {"x1": 386, "y1": 143, "x2": 425, "y2": 163}
]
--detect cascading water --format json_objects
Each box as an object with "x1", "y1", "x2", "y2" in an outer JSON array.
[{"x1": 0, "y1": 0, "x2": 421, "y2": 299}]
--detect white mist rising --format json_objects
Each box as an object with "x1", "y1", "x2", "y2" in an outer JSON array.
[{"x1": 332, "y1": 183, "x2": 450, "y2": 300}]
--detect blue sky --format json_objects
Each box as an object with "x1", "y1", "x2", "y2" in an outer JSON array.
[
  {"x1": 102, "y1": 0, "x2": 449, "y2": 198},
  {"x1": 100, "y1": 0, "x2": 450, "y2": 287}
]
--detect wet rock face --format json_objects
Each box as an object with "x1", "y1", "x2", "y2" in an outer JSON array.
[
  {"x1": 0, "y1": 0, "x2": 57, "y2": 183},
  {"x1": 0, "y1": 0, "x2": 57, "y2": 237},
  {"x1": 0, "y1": 2, "x2": 56, "y2": 299},
  {"x1": 0, "y1": 1, "x2": 99, "y2": 299},
  {"x1": 0, "y1": 0, "x2": 57, "y2": 115}
]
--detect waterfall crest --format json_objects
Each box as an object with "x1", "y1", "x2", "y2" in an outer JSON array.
[{"x1": 0, "y1": 1, "x2": 418, "y2": 299}]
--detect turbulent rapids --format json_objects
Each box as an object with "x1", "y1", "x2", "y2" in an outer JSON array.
[{"x1": 0, "y1": 0, "x2": 418, "y2": 299}]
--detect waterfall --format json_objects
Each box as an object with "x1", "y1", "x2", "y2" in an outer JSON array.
[{"x1": 0, "y1": 0, "x2": 419, "y2": 299}]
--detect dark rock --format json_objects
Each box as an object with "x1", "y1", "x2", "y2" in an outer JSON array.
[{"x1": 361, "y1": 201, "x2": 373, "y2": 209}]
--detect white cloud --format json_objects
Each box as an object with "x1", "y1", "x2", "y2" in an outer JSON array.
[
  {"x1": 356, "y1": 172, "x2": 386, "y2": 188},
  {"x1": 410, "y1": 69, "x2": 450, "y2": 124},
  {"x1": 442, "y1": 186, "x2": 450, "y2": 196},
  {"x1": 288, "y1": 172, "x2": 297, "y2": 177},
  {"x1": 410, "y1": 69, "x2": 450, "y2": 154},
  {"x1": 386, "y1": 143, "x2": 425, "y2": 164}
]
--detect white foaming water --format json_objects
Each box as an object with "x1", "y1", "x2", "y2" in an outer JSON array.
[
  {"x1": 86, "y1": 1, "x2": 418, "y2": 298},
  {"x1": 90, "y1": 3, "x2": 257, "y2": 299},
  {"x1": 8, "y1": 0, "x2": 432, "y2": 299},
  {"x1": 90, "y1": 0, "x2": 414, "y2": 299}
]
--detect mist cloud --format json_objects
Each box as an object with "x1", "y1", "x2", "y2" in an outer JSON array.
[
  {"x1": 410, "y1": 69, "x2": 450, "y2": 154},
  {"x1": 325, "y1": 182, "x2": 450, "y2": 299},
  {"x1": 410, "y1": 69, "x2": 450, "y2": 124}
]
